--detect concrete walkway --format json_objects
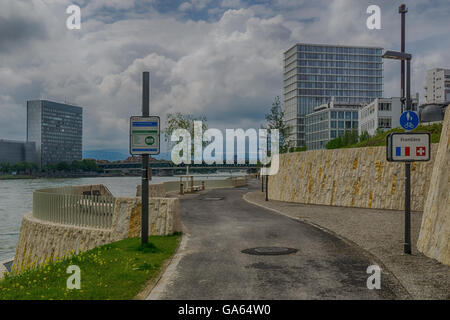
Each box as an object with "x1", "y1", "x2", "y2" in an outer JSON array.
[
  {"x1": 148, "y1": 180, "x2": 406, "y2": 300},
  {"x1": 244, "y1": 180, "x2": 450, "y2": 300}
]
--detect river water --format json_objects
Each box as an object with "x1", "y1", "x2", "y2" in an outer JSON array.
[{"x1": 0, "y1": 173, "x2": 241, "y2": 262}]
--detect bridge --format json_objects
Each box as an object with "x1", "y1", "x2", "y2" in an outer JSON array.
[{"x1": 98, "y1": 161, "x2": 259, "y2": 176}]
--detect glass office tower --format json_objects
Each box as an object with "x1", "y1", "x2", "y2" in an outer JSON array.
[
  {"x1": 283, "y1": 43, "x2": 383, "y2": 147},
  {"x1": 27, "y1": 100, "x2": 83, "y2": 168}
]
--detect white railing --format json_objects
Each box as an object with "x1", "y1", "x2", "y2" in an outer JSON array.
[{"x1": 32, "y1": 186, "x2": 115, "y2": 229}]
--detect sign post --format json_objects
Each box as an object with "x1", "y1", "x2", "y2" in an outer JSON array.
[
  {"x1": 130, "y1": 72, "x2": 160, "y2": 245},
  {"x1": 386, "y1": 132, "x2": 430, "y2": 254}
]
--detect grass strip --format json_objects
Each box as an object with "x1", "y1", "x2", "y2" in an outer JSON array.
[{"x1": 0, "y1": 235, "x2": 181, "y2": 300}]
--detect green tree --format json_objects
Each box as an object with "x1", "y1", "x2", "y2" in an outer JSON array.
[
  {"x1": 56, "y1": 161, "x2": 70, "y2": 172},
  {"x1": 326, "y1": 136, "x2": 344, "y2": 149},
  {"x1": 164, "y1": 113, "x2": 208, "y2": 161},
  {"x1": 359, "y1": 131, "x2": 370, "y2": 143},
  {"x1": 264, "y1": 96, "x2": 290, "y2": 153},
  {"x1": 0, "y1": 162, "x2": 11, "y2": 173}
]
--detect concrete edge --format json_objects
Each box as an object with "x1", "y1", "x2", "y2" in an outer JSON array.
[
  {"x1": 145, "y1": 225, "x2": 190, "y2": 300},
  {"x1": 0, "y1": 258, "x2": 14, "y2": 280},
  {"x1": 133, "y1": 225, "x2": 188, "y2": 300},
  {"x1": 242, "y1": 192, "x2": 413, "y2": 300}
]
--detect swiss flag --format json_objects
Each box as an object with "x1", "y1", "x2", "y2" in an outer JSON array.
[{"x1": 416, "y1": 146, "x2": 426, "y2": 156}]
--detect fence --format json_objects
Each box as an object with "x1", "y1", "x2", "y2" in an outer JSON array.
[{"x1": 32, "y1": 186, "x2": 115, "y2": 229}]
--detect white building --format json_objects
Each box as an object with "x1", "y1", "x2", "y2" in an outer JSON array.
[
  {"x1": 424, "y1": 68, "x2": 450, "y2": 103},
  {"x1": 358, "y1": 96, "x2": 418, "y2": 136}
]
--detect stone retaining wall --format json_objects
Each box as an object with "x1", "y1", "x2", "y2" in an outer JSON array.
[
  {"x1": 417, "y1": 108, "x2": 450, "y2": 265},
  {"x1": 268, "y1": 144, "x2": 437, "y2": 211},
  {"x1": 12, "y1": 196, "x2": 181, "y2": 273}
]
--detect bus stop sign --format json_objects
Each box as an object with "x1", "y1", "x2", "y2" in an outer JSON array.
[{"x1": 130, "y1": 116, "x2": 160, "y2": 155}]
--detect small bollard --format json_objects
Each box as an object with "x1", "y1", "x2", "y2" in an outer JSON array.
[
  {"x1": 202, "y1": 181, "x2": 205, "y2": 190},
  {"x1": 180, "y1": 182, "x2": 184, "y2": 195}
]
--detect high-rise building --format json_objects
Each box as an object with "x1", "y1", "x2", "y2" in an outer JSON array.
[
  {"x1": 424, "y1": 68, "x2": 450, "y2": 103},
  {"x1": 283, "y1": 43, "x2": 384, "y2": 147},
  {"x1": 27, "y1": 100, "x2": 83, "y2": 168}
]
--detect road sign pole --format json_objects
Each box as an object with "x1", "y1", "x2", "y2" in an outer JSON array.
[
  {"x1": 141, "y1": 72, "x2": 150, "y2": 245},
  {"x1": 404, "y1": 58, "x2": 412, "y2": 254}
]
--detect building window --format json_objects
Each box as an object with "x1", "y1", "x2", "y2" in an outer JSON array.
[
  {"x1": 331, "y1": 111, "x2": 337, "y2": 119},
  {"x1": 330, "y1": 121, "x2": 336, "y2": 128},
  {"x1": 378, "y1": 117, "x2": 391, "y2": 128},
  {"x1": 338, "y1": 112, "x2": 344, "y2": 119}
]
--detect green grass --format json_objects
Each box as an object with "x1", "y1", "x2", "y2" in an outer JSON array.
[
  {"x1": 0, "y1": 235, "x2": 181, "y2": 300},
  {"x1": 344, "y1": 122, "x2": 443, "y2": 149}
]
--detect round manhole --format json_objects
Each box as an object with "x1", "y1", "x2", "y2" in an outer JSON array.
[
  {"x1": 203, "y1": 197, "x2": 224, "y2": 201},
  {"x1": 241, "y1": 247, "x2": 298, "y2": 256}
]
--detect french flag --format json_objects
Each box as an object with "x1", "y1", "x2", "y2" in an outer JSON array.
[{"x1": 396, "y1": 146, "x2": 410, "y2": 157}]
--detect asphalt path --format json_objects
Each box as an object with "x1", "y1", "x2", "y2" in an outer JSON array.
[{"x1": 148, "y1": 179, "x2": 399, "y2": 300}]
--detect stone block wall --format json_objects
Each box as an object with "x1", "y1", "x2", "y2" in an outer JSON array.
[
  {"x1": 268, "y1": 144, "x2": 437, "y2": 211},
  {"x1": 136, "y1": 183, "x2": 166, "y2": 197},
  {"x1": 417, "y1": 107, "x2": 450, "y2": 265}
]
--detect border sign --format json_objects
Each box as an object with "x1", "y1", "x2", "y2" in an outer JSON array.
[
  {"x1": 130, "y1": 116, "x2": 160, "y2": 155},
  {"x1": 386, "y1": 132, "x2": 430, "y2": 162}
]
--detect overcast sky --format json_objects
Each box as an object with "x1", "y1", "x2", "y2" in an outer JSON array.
[{"x1": 1, "y1": 0, "x2": 449, "y2": 152}]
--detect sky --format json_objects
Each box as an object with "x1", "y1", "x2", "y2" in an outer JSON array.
[{"x1": 1, "y1": 0, "x2": 449, "y2": 153}]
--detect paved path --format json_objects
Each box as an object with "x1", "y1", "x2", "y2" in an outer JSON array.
[{"x1": 148, "y1": 180, "x2": 400, "y2": 299}]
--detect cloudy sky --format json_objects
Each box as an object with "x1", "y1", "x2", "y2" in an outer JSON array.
[{"x1": 1, "y1": 0, "x2": 449, "y2": 153}]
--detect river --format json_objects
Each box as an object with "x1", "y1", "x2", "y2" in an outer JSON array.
[{"x1": 0, "y1": 173, "x2": 243, "y2": 262}]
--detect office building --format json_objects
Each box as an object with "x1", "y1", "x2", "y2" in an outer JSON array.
[
  {"x1": 0, "y1": 139, "x2": 37, "y2": 165},
  {"x1": 358, "y1": 96, "x2": 418, "y2": 136},
  {"x1": 27, "y1": 100, "x2": 83, "y2": 168},
  {"x1": 305, "y1": 101, "x2": 360, "y2": 150},
  {"x1": 424, "y1": 68, "x2": 450, "y2": 103},
  {"x1": 283, "y1": 43, "x2": 383, "y2": 147}
]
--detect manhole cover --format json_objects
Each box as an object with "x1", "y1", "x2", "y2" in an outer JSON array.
[
  {"x1": 241, "y1": 247, "x2": 298, "y2": 256},
  {"x1": 203, "y1": 197, "x2": 224, "y2": 201}
]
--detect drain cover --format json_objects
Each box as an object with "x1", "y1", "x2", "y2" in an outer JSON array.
[
  {"x1": 203, "y1": 197, "x2": 223, "y2": 201},
  {"x1": 241, "y1": 247, "x2": 298, "y2": 256}
]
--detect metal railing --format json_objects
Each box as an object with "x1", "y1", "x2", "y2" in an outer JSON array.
[{"x1": 32, "y1": 187, "x2": 115, "y2": 229}]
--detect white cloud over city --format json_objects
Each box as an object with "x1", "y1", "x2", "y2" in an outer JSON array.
[{"x1": 0, "y1": 0, "x2": 449, "y2": 152}]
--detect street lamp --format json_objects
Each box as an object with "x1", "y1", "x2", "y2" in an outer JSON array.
[{"x1": 382, "y1": 49, "x2": 413, "y2": 254}]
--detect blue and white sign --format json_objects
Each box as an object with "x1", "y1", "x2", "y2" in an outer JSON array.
[
  {"x1": 400, "y1": 111, "x2": 419, "y2": 130},
  {"x1": 130, "y1": 116, "x2": 160, "y2": 155}
]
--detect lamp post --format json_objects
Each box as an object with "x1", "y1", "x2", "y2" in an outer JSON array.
[{"x1": 382, "y1": 50, "x2": 412, "y2": 254}]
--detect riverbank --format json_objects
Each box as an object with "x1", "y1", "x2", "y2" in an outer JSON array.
[
  {"x1": 244, "y1": 190, "x2": 450, "y2": 300},
  {"x1": 0, "y1": 175, "x2": 35, "y2": 180}
]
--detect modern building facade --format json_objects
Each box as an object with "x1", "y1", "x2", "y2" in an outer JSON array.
[
  {"x1": 283, "y1": 43, "x2": 383, "y2": 147},
  {"x1": 424, "y1": 68, "x2": 450, "y2": 103},
  {"x1": 0, "y1": 139, "x2": 37, "y2": 165},
  {"x1": 27, "y1": 100, "x2": 83, "y2": 168},
  {"x1": 358, "y1": 95, "x2": 418, "y2": 136},
  {"x1": 305, "y1": 101, "x2": 360, "y2": 150}
]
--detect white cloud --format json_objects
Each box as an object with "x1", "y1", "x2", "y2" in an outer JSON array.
[{"x1": 0, "y1": 0, "x2": 449, "y2": 152}]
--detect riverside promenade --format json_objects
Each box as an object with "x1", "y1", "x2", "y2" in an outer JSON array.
[
  {"x1": 244, "y1": 188, "x2": 450, "y2": 300},
  {"x1": 148, "y1": 179, "x2": 408, "y2": 300}
]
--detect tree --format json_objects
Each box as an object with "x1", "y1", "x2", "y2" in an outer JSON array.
[
  {"x1": 264, "y1": 96, "x2": 290, "y2": 153},
  {"x1": 164, "y1": 112, "x2": 208, "y2": 161},
  {"x1": 359, "y1": 131, "x2": 370, "y2": 143},
  {"x1": 0, "y1": 162, "x2": 11, "y2": 173},
  {"x1": 56, "y1": 161, "x2": 70, "y2": 172}
]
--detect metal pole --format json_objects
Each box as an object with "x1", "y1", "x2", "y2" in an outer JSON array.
[
  {"x1": 399, "y1": 4, "x2": 407, "y2": 113},
  {"x1": 261, "y1": 165, "x2": 264, "y2": 192},
  {"x1": 141, "y1": 72, "x2": 150, "y2": 245},
  {"x1": 404, "y1": 59, "x2": 412, "y2": 254},
  {"x1": 265, "y1": 137, "x2": 269, "y2": 201}
]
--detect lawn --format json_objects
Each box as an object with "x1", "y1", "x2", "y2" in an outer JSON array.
[
  {"x1": 0, "y1": 235, "x2": 181, "y2": 300},
  {"x1": 345, "y1": 122, "x2": 443, "y2": 149}
]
